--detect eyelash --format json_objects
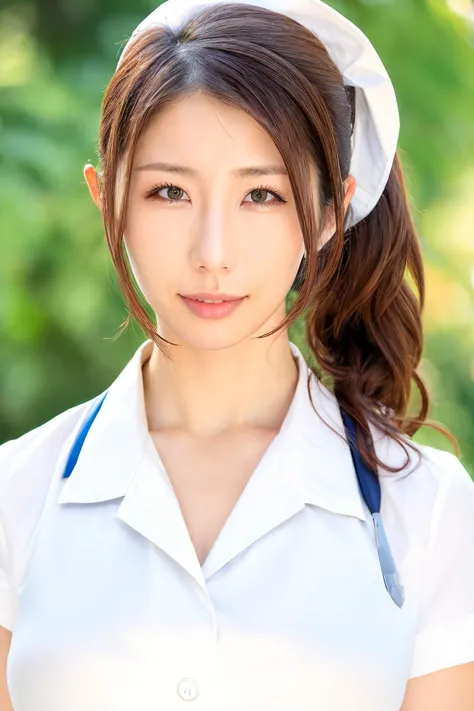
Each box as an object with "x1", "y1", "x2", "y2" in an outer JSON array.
[{"x1": 144, "y1": 182, "x2": 287, "y2": 208}]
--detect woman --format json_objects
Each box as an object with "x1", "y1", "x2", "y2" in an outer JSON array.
[{"x1": 1, "y1": 1, "x2": 473, "y2": 709}]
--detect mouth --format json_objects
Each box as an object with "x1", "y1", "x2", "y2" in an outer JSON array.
[
  {"x1": 180, "y1": 293, "x2": 245, "y2": 302},
  {"x1": 179, "y1": 294, "x2": 247, "y2": 320}
]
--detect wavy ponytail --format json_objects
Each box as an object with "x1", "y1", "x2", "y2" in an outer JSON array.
[{"x1": 303, "y1": 149, "x2": 458, "y2": 472}]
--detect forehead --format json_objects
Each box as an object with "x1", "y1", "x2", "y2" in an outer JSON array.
[{"x1": 133, "y1": 91, "x2": 285, "y2": 168}]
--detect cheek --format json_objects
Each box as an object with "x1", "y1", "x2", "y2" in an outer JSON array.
[
  {"x1": 250, "y1": 214, "x2": 304, "y2": 279},
  {"x1": 125, "y1": 236, "x2": 181, "y2": 308},
  {"x1": 124, "y1": 205, "x2": 184, "y2": 280},
  {"x1": 123, "y1": 231, "x2": 174, "y2": 310}
]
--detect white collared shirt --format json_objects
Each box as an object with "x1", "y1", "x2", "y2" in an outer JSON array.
[{"x1": 1, "y1": 340, "x2": 473, "y2": 710}]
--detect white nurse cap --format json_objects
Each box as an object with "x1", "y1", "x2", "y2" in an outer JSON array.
[{"x1": 116, "y1": 0, "x2": 400, "y2": 229}]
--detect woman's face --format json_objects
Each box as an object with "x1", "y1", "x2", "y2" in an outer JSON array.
[
  {"x1": 93, "y1": 91, "x2": 334, "y2": 351},
  {"x1": 123, "y1": 90, "x2": 314, "y2": 351}
]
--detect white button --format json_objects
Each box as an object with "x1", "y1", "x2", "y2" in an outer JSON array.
[{"x1": 177, "y1": 678, "x2": 200, "y2": 701}]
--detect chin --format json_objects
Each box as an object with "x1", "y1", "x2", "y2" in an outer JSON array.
[
  {"x1": 167, "y1": 328, "x2": 258, "y2": 353},
  {"x1": 159, "y1": 319, "x2": 276, "y2": 353}
]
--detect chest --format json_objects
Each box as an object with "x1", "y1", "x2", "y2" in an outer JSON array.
[
  {"x1": 7, "y1": 490, "x2": 421, "y2": 711},
  {"x1": 148, "y1": 427, "x2": 278, "y2": 566}
]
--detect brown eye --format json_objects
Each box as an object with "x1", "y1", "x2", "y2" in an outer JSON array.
[
  {"x1": 145, "y1": 183, "x2": 189, "y2": 202},
  {"x1": 166, "y1": 186, "x2": 184, "y2": 200},
  {"x1": 250, "y1": 189, "x2": 269, "y2": 203},
  {"x1": 242, "y1": 186, "x2": 286, "y2": 208}
]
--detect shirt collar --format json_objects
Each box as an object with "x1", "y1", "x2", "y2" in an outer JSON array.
[{"x1": 57, "y1": 339, "x2": 367, "y2": 522}]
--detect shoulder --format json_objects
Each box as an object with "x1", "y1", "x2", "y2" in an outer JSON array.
[
  {"x1": 374, "y1": 426, "x2": 474, "y2": 544},
  {"x1": 0, "y1": 399, "x2": 92, "y2": 495},
  {"x1": 411, "y1": 442, "x2": 474, "y2": 549},
  {"x1": 415, "y1": 443, "x2": 474, "y2": 516},
  {"x1": 370, "y1": 413, "x2": 473, "y2": 503},
  {"x1": 377, "y1": 433, "x2": 473, "y2": 516},
  {"x1": 412, "y1": 441, "x2": 472, "y2": 487},
  {"x1": 0, "y1": 399, "x2": 93, "y2": 566}
]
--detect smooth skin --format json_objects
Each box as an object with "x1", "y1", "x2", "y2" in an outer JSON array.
[{"x1": 1, "y1": 91, "x2": 473, "y2": 710}]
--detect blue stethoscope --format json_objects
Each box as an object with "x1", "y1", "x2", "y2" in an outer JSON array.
[{"x1": 61, "y1": 389, "x2": 405, "y2": 608}]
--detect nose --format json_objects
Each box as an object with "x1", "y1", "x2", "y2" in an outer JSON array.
[{"x1": 190, "y1": 203, "x2": 237, "y2": 274}]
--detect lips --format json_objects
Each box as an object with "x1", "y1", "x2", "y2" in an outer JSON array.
[
  {"x1": 179, "y1": 294, "x2": 247, "y2": 320},
  {"x1": 180, "y1": 293, "x2": 244, "y2": 302}
]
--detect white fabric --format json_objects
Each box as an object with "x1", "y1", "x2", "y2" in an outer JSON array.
[
  {"x1": 117, "y1": 0, "x2": 400, "y2": 229},
  {"x1": 1, "y1": 339, "x2": 473, "y2": 710}
]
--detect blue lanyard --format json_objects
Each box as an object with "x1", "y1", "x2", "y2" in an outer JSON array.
[
  {"x1": 340, "y1": 409, "x2": 405, "y2": 608},
  {"x1": 62, "y1": 389, "x2": 405, "y2": 608}
]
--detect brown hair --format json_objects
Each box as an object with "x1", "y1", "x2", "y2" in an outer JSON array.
[{"x1": 96, "y1": 3, "x2": 457, "y2": 472}]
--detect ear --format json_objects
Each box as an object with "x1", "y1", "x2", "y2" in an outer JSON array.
[
  {"x1": 84, "y1": 163, "x2": 102, "y2": 212},
  {"x1": 318, "y1": 174, "x2": 357, "y2": 249}
]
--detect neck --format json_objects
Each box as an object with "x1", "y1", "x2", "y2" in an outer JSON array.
[{"x1": 142, "y1": 332, "x2": 299, "y2": 438}]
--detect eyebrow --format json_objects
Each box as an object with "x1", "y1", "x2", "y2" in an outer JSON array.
[{"x1": 133, "y1": 161, "x2": 288, "y2": 178}]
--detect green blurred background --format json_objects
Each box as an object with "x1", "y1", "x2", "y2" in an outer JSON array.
[{"x1": 1, "y1": 0, "x2": 473, "y2": 473}]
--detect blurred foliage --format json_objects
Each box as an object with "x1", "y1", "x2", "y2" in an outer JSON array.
[{"x1": 0, "y1": 0, "x2": 473, "y2": 474}]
